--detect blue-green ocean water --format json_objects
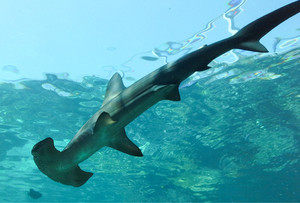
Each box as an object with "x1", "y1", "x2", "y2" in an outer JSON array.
[{"x1": 0, "y1": 48, "x2": 299, "y2": 202}]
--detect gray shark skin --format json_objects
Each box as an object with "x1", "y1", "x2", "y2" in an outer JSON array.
[{"x1": 32, "y1": 1, "x2": 300, "y2": 187}]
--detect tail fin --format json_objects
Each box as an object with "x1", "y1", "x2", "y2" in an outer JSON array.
[
  {"x1": 233, "y1": 1, "x2": 300, "y2": 52},
  {"x1": 32, "y1": 137, "x2": 93, "y2": 187}
]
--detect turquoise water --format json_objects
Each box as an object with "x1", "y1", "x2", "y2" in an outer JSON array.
[
  {"x1": 0, "y1": 0, "x2": 300, "y2": 201},
  {"x1": 0, "y1": 48, "x2": 299, "y2": 202}
]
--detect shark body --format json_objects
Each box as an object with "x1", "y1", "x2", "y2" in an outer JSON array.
[{"x1": 32, "y1": 1, "x2": 300, "y2": 187}]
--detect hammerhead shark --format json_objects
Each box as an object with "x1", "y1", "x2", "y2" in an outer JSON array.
[{"x1": 32, "y1": 1, "x2": 300, "y2": 187}]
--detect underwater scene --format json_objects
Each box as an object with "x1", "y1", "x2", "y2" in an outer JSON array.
[
  {"x1": 1, "y1": 47, "x2": 300, "y2": 202},
  {"x1": 0, "y1": 0, "x2": 300, "y2": 202}
]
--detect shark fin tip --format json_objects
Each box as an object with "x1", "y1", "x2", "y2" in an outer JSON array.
[
  {"x1": 165, "y1": 84, "x2": 181, "y2": 101},
  {"x1": 236, "y1": 41, "x2": 269, "y2": 53},
  {"x1": 102, "y1": 73, "x2": 126, "y2": 107},
  {"x1": 108, "y1": 128, "x2": 143, "y2": 157}
]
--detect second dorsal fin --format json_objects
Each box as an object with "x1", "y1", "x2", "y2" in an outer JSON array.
[{"x1": 102, "y1": 73, "x2": 126, "y2": 107}]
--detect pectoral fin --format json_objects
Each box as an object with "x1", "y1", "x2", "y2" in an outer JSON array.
[
  {"x1": 95, "y1": 112, "x2": 116, "y2": 132},
  {"x1": 165, "y1": 84, "x2": 181, "y2": 101},
  {"x1": 108, "y1": 128, "x2": 143, "y2": 157}
]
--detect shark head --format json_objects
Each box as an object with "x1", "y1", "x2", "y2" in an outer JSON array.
[
  {"x1": 31, "y1": 137, "x2": 93, "y2": 187},
  {"x1": 31, "y1": 137, "x2": 60, "y2": 172}
]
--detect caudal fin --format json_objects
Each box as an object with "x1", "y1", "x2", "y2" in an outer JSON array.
[
  {"x1": 233, "y1": 1, "x2": 300, "y2": 52},
  {"x1": 32, "y1": 137, "x2": 93, "y2": 187}
]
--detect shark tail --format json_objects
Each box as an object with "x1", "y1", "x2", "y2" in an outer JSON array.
[
  {"x1": 233, "y1": 1, "x2": 300, "y2": 52},
  {"x1": 32, "y1": 137, "x2": 93, "y2": 187}
]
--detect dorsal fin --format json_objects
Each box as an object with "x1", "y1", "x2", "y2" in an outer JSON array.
[{"x1": 102, "y1": 73, "x2": 126, "y2": 107}]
